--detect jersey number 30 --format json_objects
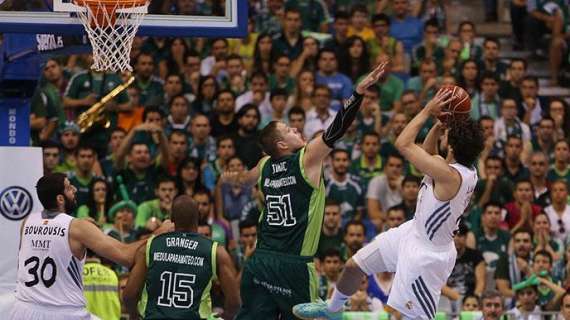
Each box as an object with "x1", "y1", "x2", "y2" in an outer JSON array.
[
  {"x1": 24, "y1": 256, "x2": 56, "y2": 288},
  {"x1": 266, "y1": 194, "x2": 296, "y2": 226},
  {"x1": 158, "y1": 271, "x2": 196, "y2": 309}
]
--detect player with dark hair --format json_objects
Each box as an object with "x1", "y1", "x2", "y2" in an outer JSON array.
[
  {"x1": 9, "y1": 173, "x2": 172, "y2": 320},
  {"x1": 123, "y1": 195, "x2": 240, "y2": 319},
  {"x1": 221, "y1": 63, "x2": 387, "y2": 319},
  {"x1": 294, "y1": 89, "x2": 484, "y2": 319}
]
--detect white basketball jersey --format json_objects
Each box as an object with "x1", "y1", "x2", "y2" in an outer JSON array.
[
  {"x1": 414, "y1": 163, "x2": 477, "y2": 246},
  {"x1": 15, "y1": 212, "x2": 86, "y2": 308}
]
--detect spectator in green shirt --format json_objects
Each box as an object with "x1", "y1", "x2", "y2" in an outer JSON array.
[
  {"x1": 30, "y1": 58, "x2": 66, "y2": 145},
  {"x1": 529, "y1": 250, "x2": 566, "y2": 311},
  {"x1": 114, "y1": 123, "x2": 170, "y2": 204},
  {"x1": 285, "y1": 0, "x2": 328, "y2": 32},
  {"x1": 41, "y1": 140, "x2": 61, "y2": 176},
  {"x1": 318, "y1": 249, "x2": 343, "y2": 300},
  {"x1": 106, "y1": 200, "x2": 138, "y2": 244},
  {"x1": 133, "y1": 52, "x2": 164, "y2": 107},
  {"x1": 350, "y1": 132, "x2": 383, "y2": 193},
  {"x1": 368, "y1": 14, "x2": 406, "y2": 73},
  {"x1": 268, "y1": 54, "x2": 295, "y2": 95},
  {"x1": 69, "y1": 144, "x2": 99, "y2": 211},
  {"x1": 317, "y1": 199, "x2": 344, "y2": 258},
  {"x1": 54, "y1": 121, "x2": 81, "y2": 175},
  {"x1": 135, "y1": 175, "x2": 178, "y2": 230},
  {"x1": 547, "y1": 140, "x2": 570, "y2": 186}
]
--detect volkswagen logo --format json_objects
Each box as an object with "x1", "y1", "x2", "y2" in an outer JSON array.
[{"x1": 0, "y1": 186, "x2": 33, "y2": 221}]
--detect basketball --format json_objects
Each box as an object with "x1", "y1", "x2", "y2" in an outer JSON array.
[{"x1": 437, "y1": 85, "x2": 471, "y2": 123}]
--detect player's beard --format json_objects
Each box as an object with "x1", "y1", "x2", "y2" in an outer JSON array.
[{"x1": 64, "y1": 195, "x2": 78, "y2": 215}]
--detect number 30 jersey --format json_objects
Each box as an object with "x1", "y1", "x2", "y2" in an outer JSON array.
[
  {"x1": 15, "y1": 212, "x2": 86, "y2": 308},
  {"x1": 257, "y1": 146, "x2": 326, "y2": 256}
]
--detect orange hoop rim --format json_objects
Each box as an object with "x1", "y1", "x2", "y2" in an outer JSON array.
[{"x1": 73, "y1": 0, "x2": 148, "y2": 9}]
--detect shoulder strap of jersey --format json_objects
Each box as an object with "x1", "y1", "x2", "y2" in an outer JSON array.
[
  {"x1": 211, "y1": 241, "x2": 218, "y2": 281},
  {"x1": 299, "y1": 146, "x2": 320, "y2": 189},
  {"x1": 256, "y1": 156, "x2": 271, "y2": 193},
  {"x1": 145, "y1": 235, "x2": 155, "y2": 267}
]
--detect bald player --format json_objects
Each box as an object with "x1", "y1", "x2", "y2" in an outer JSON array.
[{"x1": 123, "y1": 195, "x2": 240, "y2": 320}]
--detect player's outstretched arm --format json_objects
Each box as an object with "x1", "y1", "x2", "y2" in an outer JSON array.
[
  {"x1": 303, "y1": 62, "x2": 387, "y2": 185},
  {"x1": 395, "y1": 89, "x2": 460, "y2": 198},
  {"x1": 220, "y1": 156, "x2": 269, "y2": 188},
  {"x1": 123, "y1": 245, "x2": 147, "y2": 320},
  {"x1": 70, "y1": 218, "x2": 173, "y2": 268},
  {"x1": 216, "y1": 245, "x2": 240, "y2": 319}
]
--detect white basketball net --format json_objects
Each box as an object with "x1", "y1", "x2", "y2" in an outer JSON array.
[{"x1": 74, "y1": 0, "x2": 148, "y2": 72}]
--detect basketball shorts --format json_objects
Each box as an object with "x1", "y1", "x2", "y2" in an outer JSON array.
[
  {"x1": 236, "y1": 249, "x2": 318, "y2": 320},
  {"x1": 9, "y1": 299, "x2": 100, "y2": 320},
  {"x1": 353, "y1": 220, "x2": 457, "y2": 320}
]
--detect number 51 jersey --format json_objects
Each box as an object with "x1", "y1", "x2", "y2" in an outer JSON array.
[
  {"x1": 15, "y1": 212, "x2": 86, "y2": 308},
  {"x1": 257, "y1": 147, "x2": 326, "y2": 256}
]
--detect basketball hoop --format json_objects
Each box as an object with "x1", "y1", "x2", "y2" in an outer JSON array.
[{"x1": 73, "y1": 0, "x2": 149, "y2": 72}]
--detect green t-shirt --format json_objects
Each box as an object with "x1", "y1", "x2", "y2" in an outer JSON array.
[
  {"x1": 30, "y1": 83, "x2": 65, "y2": 144},
  {"x1": 358, "y1": 75, "x2": 404, "y2": 111},
  {"x1": 268, "y1": 74, "x2": 295, "y2": 95},
  {"x1": 547, "y1": 165, "x2": 570, "y2": 186},
  {"x1": 136, "y1": 199, "x2": 169, "y2": 230},
  {"x1": 115, "y1": 166, "x2": 161, "y2": 205},
  {"x1": 144, "y1": 232, "x2": 217, "y2": 320},
  {"x1": 379, "y1": 75, "x2": 405, "y2": 111},
  {"x1": 64, "y1": 71, "x2": 129, "y2": 114},
  {"x1": 473, "y1": 178, "x2": 514, "y2": 207},
  {"x1": 473, "y1": 228, "x2": 510, "y2": 271},
  {"x1": 77, "y1": 205, "x2": 112, "y2": 228},
  {"x1": 368, "y1": 36, "x2": 398, "y2": 64},
  {"x1": 69, "y1": 173, "x2": 94, "y2": 211},
  {"x1": 350, "y1": 155, "x2": 383, "y2": 193},
  {"x1": 257, "y1": 147, "x2": 326, "y2": 256},
  {"x1": 325, "y1": 175, "x2": 364, "y2": 221},
  {"x1": 285, "y1": 0, "x2": 327, "y2": 32},
  {"x1": 135, "y1": 75, "x2": 165, "y2": 107}
]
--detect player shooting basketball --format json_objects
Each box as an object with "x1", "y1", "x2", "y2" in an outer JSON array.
[{"x1": 294, "y1": 87, "x2": 485, "y2": 320}]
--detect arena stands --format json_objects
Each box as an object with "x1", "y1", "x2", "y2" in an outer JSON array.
[{"x1": 7, "y1": 0, "x2": 570, "y2": 318}]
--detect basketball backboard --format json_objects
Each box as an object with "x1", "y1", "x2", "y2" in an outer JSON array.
[{"x1": 0, "y1": 0, "x2": 247, "y2": 37}]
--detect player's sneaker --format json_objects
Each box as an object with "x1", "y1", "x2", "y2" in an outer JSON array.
[{"x1": 292, "y1": 301, "x2": 342, "y2": 320}]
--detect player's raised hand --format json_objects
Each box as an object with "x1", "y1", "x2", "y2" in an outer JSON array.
[
  {"x1": 154, "y1": 219, "x2": 174, "y2": 235},
  {"x1": 220, "y1": 170, "x2": 241, "y2": 187},
  {"x1": 425, "y1": 88, "x2": 453, "y2": 118},
  {"x1": 356, "y1": 61, "x2": 388, "y2": 94}
]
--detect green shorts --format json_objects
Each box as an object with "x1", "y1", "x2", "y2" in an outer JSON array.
[{"x1": 236, "y1": 249, "x2": 318, "y2": 320}]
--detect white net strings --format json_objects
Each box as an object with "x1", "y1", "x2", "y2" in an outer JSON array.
[{"x1": 75, "y1": 1, "x2": 148, "y2": 72}]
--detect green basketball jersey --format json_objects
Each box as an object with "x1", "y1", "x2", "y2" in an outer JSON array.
[
  {"x1": 144, "y1": 232, "x2": 217, "y2": 320},
  {"x1": 257, "y1": 146, "x2": 326, "y2": 256}
]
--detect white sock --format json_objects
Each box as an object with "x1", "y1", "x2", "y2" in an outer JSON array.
[{"x1": 327, "y1": 288, "x2": 349, "y2": 312}]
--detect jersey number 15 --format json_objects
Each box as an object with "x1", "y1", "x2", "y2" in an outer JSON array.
[{"x1": 158, "y1": 271, "x2": 196, "y2": 309}]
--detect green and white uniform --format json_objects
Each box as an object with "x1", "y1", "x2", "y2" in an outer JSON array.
[
  {"x1": 236, "y1": 146, "x2": 325, "y2": 320},
  {"x1": 144, "y1": 232, "x2": 217, "y2": 320}
]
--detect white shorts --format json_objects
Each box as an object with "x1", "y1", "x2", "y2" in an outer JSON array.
[
  {"x1": 9, "y1": 299, "x2": 99, "y2": 320},
  {"x1": 353, "y1": 220, "x2": 457, "y2": 320}
]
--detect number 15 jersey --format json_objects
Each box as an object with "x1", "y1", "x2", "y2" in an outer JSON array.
[
  {"x1": 257, "y1": 147, "x2": 326, "y2": 256},
  {"x1": 15, "y1": 212, "x2": 86, "y2": 308}
]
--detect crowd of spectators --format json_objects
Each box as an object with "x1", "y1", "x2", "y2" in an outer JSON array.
[{"x1": 24, "y1": 0, "x2": 570, "y2": 319}]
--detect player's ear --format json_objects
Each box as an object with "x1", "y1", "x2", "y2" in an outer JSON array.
[
  {"x1": 56, "y1": 194, "x2": 65, "y2": 207},
  {"x1": 276, "y1": 140, "x2": 288, "y2": 151}
]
